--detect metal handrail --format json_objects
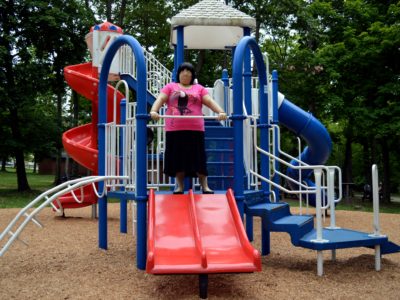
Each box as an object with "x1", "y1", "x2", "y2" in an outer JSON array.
[
  {"x1": 119, "y1": 46, "x2": 172, "y2": 98},
  {"x1": 0, "y1": 175, "x2": 128, "y2": 257}
]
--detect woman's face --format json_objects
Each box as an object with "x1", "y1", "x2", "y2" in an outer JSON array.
[{"x1": 179, "y1": 68, "x2": 192, "y2": 85}]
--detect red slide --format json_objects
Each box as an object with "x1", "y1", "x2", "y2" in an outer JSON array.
[
  {"x1": 57, "y1": 62, "x2": 124, "y2": 209},
  {"x1": 147, "y1": 189, "x2": 261, "y2": 274}
]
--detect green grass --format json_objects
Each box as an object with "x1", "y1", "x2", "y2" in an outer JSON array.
[{"x1": 0, "y1": 169, "x2": 55, "y2": 208}]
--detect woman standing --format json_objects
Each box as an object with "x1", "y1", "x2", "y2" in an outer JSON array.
[{"x1": 150, "y1": 62, "x2": 227, "y2": 194}]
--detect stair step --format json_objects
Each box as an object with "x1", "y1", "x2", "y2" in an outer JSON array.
[
  {"x1": 299, "y1": 228, "x2": 389, "y2": 251},
  {"x1": 207, "y1": 162, "x2": 234, "y2": 176},
  {"x1": 204, "y1": 126, "x2": 234, "y2": 138},
  {"x1": 274, "y1": 215, "x2": 313, "y2": 227},
  {"x1": 246, "y1": 201, "x2": 288, "y2": 212},
  {"x1": 207, "y1": 175, "x2": 247, "y2": 190},
  {"x1": 206, "y1": 149, "x2": 234, "y2": 162},
  {"x1": 367, "y1": 240, "x2": 400, "y2": 255},
  {"x1": 205, "y1": 137, "x2": 234, "y2": 150}
]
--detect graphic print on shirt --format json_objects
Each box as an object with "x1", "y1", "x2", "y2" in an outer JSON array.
[
  {"x1": 171, "y1": 90, "x2": 194, "y2": 116},
  {"x1": 177, "y1": 92, "x2": 190, "y2": 115}
]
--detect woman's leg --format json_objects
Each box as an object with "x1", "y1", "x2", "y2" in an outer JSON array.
[
  {"x1": 198, "y1": 173, "x2": 213, "y2": 193},
  {"x1": 175, "y1": 172, "x2": 185, "y2": 193}
]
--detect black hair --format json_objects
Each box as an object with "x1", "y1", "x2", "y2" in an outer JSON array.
[{"x1": 176, "y1": 62, "x2": 196, "y2": 84}]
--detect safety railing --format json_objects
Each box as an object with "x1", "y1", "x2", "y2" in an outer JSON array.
[
  {"x1": 119, "y1": 45, "x2": 172, "y2": 98},
  {"x1": 0, "y1": 175, "x2": 128, "y2": 257},
  {"x1": 245, "y1": 114, "x2": 343, "y2": 242},
  {"x1": 146, "y1": 113, "x2": 227, "y2": 191}
]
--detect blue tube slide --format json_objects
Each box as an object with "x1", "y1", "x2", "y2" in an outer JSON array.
[{"x1": 278, "y1": 98, "x2": 332, "y2": 206}]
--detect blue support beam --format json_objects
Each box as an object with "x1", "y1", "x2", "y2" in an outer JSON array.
[
  {"x1": 98, "y1": 35, "x2": 147, "y2": 270},
  {"x1": 232, "y1": 36, "x2": 268, "y2": 218}
]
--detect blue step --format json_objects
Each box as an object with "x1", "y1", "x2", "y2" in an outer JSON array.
[
  {"x1": 245, "y1": 200, "x2": 314, "y2": 245},
  {"x1": 207, "y1": 162, "x2": 234, "y2": 176},
  {"x1": 207, "y1": 175, "x2": 247, "y2": 190},
  {"x1": 204, "y1": 126, "x2": 233, "y2": 138},
  {"x1": 298, "y1": 228, "x2": 389, "y2": 251},
  {"x1": 245, "y1": 201, "x2": 290, "y2": 222},
  {"x1": 271, "y1": 215, "x2": 314, "y2": 245},
  {"x1": 244, "y1": 190, "x2": 268, "y2": 206},
  {"x1": 367, "y1": 240, "x2": 400, "y2": 255},
  {"x1": 205, "y1": 137, "x2": 234, "y2": 150},
  {"x1": 206, "y1": 149, "x2": 234, "y2": 162}
]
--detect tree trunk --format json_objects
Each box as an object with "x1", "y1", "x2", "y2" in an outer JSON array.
[
  {"x1": 9, "y1": 108, "x2": 30, "y2": 191},
  {"x1": 1, "y1": 2, "x2": 30, "y2": 191},
  {"x1": 362, "y1": 139, "x2": 371, "y2": 184},
  {"x1": 195, "y1": 50, "x2": 206, "y2": 77},
  {"x1": 1, "y1": 159, "x2": 6, "y2": 171},
  {"x1": 117, "y1": 0, "x2": 127, "y2": 26},
  {"x1": 33, "y1": 154, "x2": 37, "y2": 174},
  {"x1": 106, "y1": 0, "x2": 112, "y2": 22},
  {"x1": 54, "y1": 91, "x2": 63, "y2": 185},
  {"x1": 343, "y1": 127, "x2": 353, "y2": 203},
  {"x1": 381, "y1": 138, "x2": 391, "y2": 203}
]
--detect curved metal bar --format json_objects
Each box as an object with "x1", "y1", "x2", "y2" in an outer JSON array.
[
  {"x1": 0, "y1": 176, "x2": 128, "y2": 257},
  {"x1": 0, "y1": 176, "x2": 99, "y2": 242},
  {"x1": 70, "y1": 186, "x2": 84, "y2": 204},
  {"x1": 92, "y1": 182, "x2": 106, "y2": 198}
]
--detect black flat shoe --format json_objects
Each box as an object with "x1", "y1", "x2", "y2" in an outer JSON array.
[
  {"x1": 173, "y1": 190, "x2": 184, "y2": 194},
  {"x1": 202, "y1": 190, "x2": 214, "y2": 194}
]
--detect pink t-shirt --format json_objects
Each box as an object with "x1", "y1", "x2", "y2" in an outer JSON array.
[{"x1": 161, "y1": 82, "x2": 209, "y2": 132}]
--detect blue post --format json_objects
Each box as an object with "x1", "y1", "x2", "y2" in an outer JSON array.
[
  {"x1": 120, "y1": 99, "x2": 127, "y2": 233},
  {"x1": 99, "y1": 35, "x2": 147, "y2": 270},
  {"x1": 245, "y1": 215, "x2": 254, "y2": 241},
  {"x1": 221, "y1": 69, "x2": 229, "y2": 115},
  {"x1": 232, "y1": 36, "x2": 268, "y2": 218},
  {"x1": 272, "y1": 70, "x2": 280, "y2": 201},
  {"x1": 174, "y1": 26, "x2": 184, "y2": 80},
  {"x1": 272, "y1": 70, "x2": 279, "y2": 124},
  {"x1": 261, "y1": 218, "x2": 270, "y2": 255},
  {"x1": 243, "y1": 27, "x2": 252, "y2": 115},
  {"x1": 98, "y1": 121, "x2": 107, "y2": 249}
]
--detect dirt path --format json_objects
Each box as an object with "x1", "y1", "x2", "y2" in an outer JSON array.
[{"x1": 1, "y1": 204, "x2": 399, "y2": 299}]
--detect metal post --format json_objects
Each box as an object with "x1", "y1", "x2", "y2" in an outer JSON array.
[
  {"x1": 314, "y1": 168, "x2": 323, "y2": 241},
  {"x1": 221, "y1": 69, "x2": 229, "y2": 115},
  {"x1": 370, "y1": 164, "x2": 384, "y2": 271},
  {"x1": 375, "y1": 245, "x2": 381, "y2": 271},
  {"x1": 317, "y1": 250, "x2": 324, "y2": 276},
  {"x1": 271, "y1": 71, "x2": 280, "y2": 201},
  {"x1": 371, "y1": 164, "x2": 380, "y2": 236},
  {"x1": 327, "y1": 168, "x2": 340, "y2": 230},
  {"x1": 120, "y1": 99, "x2": 127, "y2": 233}
]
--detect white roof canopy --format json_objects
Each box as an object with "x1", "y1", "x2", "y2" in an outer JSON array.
[{"x1": 170, "y1": 0, "x2": 256, "y2": 50}]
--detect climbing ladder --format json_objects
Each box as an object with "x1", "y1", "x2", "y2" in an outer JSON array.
[{"x1": 0, "y1": 175, "x2": 127, "y2": 257}]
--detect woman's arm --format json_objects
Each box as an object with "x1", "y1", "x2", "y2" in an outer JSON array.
[
  {"x1": 202, "y1": 94, "x2": 227, "y2": 121},
  {"x1": 149, "y1": 93, "x2": 168, "y2": 121}
]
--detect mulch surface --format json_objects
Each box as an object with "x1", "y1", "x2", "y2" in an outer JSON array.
[{"x1": 1, "y1": 204, "x2": 399, "y2": 299}]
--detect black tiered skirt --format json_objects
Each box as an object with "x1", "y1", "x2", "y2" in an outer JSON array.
[{"x1": 163, "y1": 130, "x2": 208, "y2": 178}]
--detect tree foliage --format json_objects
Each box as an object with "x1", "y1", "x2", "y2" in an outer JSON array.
[{"x1": 1, "y1": 0, "x2": 399, "y2": 197}]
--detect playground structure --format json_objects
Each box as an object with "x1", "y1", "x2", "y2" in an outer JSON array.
[{"x1": 1, "y1": 1, "x2": 399, "y2": 298}]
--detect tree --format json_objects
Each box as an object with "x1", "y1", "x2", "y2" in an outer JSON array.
[{"x1": 0, "y1": 0, "x2": 93, "y2": 190}]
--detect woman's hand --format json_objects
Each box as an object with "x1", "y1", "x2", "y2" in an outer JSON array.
[
  {"x1": 217, "y1": 112, "x2": 227, "y2": 121},
  {"x1": 150, "y1": 111, "x2": 160, "y2": 121}
]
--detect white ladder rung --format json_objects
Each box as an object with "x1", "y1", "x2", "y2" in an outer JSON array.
[
  {"x1": 8, "y1": 231, "x2": 28, "y2": 246},
  {"x1": 24, "y1": 213, "x2": 43, "y2": 228}
]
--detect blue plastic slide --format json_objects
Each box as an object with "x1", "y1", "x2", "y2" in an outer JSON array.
[{"x1": 278, "y1": 98, "x2": 332, "y2": 206}]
